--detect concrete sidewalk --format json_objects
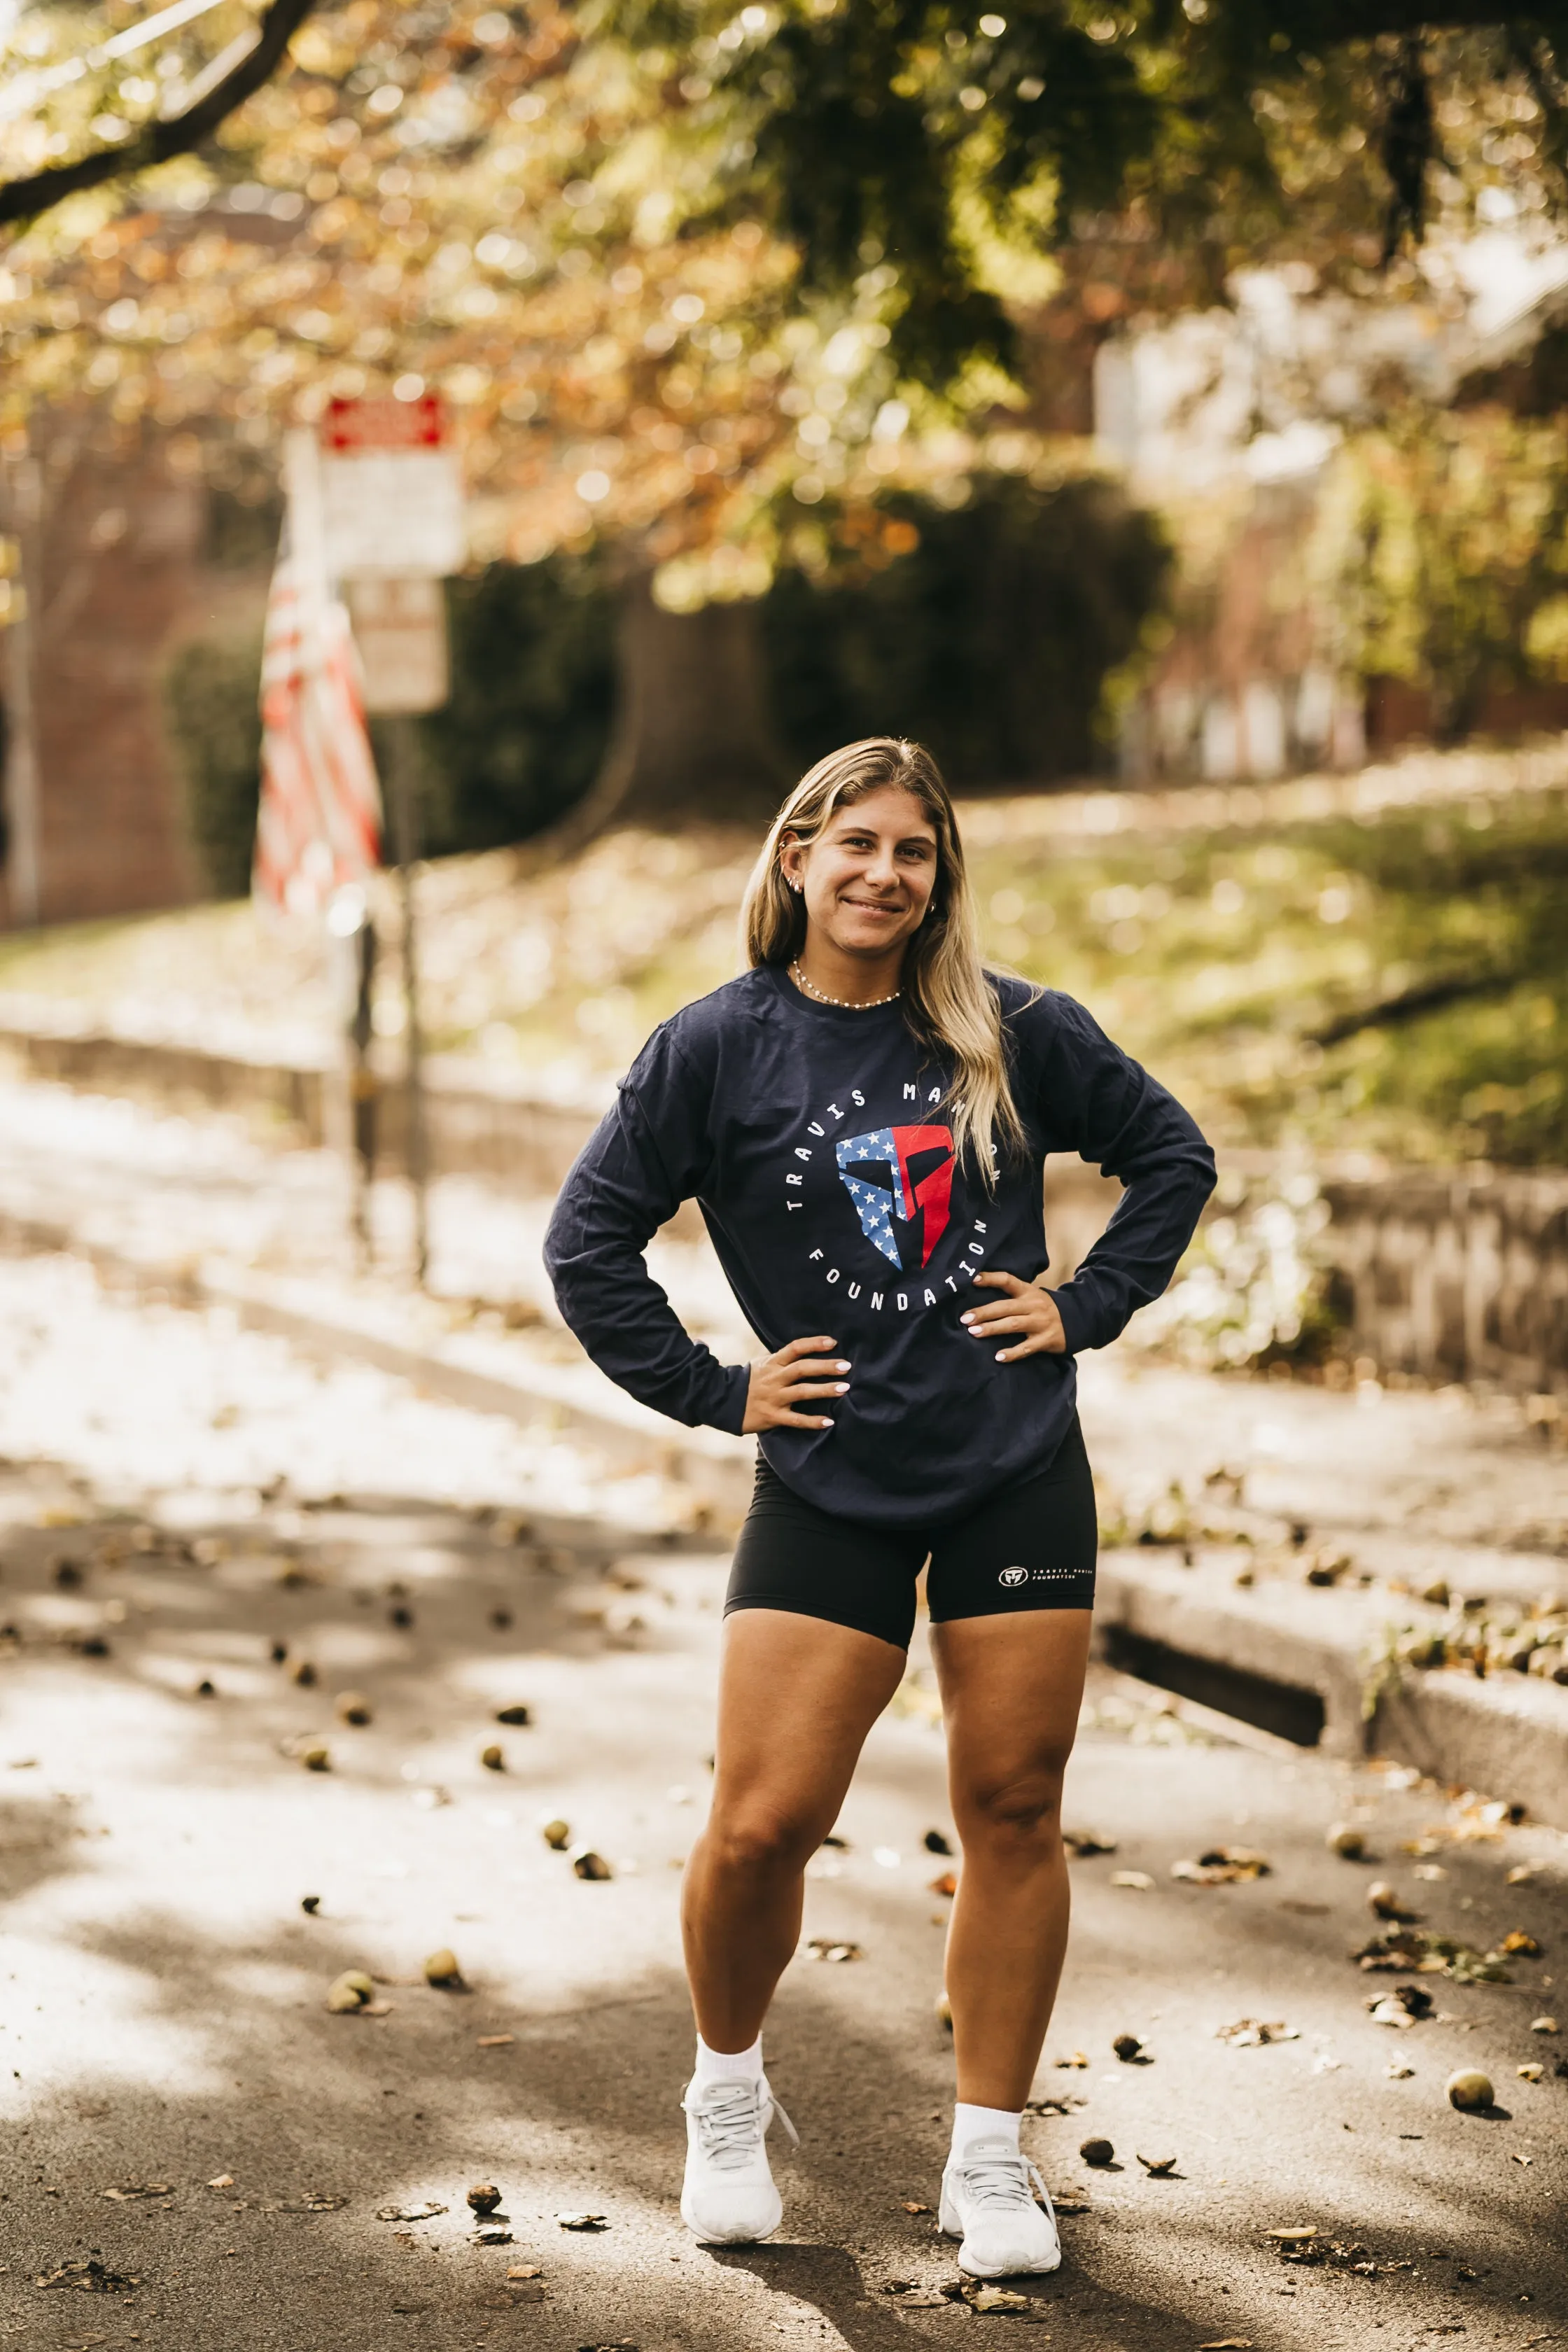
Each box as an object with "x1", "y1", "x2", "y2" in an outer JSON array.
[
  {"x1": 1, "y1": 1070, "x2": 1567, "y2": 1822},
  {"x1": 0, "y1": 1247, "x2": 1564, "y2": 2351}
]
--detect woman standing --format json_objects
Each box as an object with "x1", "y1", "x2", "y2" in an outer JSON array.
[{"x1": 545, "y1": 738, "x2": 1214, "y2": 2276}]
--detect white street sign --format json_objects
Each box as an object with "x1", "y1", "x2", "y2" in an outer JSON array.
[
  {"x1": 318, "y1": 397, "x2": 465, "y2": 580},
  {"x1": 344, "y1": 575, "x2": 449, "y2": 714}
]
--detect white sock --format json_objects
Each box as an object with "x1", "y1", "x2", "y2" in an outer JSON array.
[
  {"x1": 951, "y1": 2101, "x2": 1021, "y2": 2157},
  {"x1": 694, "y1": 2031, "x2": 763, "y2": 2085}
]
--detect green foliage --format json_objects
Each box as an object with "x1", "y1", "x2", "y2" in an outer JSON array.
[
  {"x1": 1319, "y1": 408, "x2": 1568, "y2": 739},
  {"x1": 414, "y1": 556, "x2": 617, "y2": 857},
  {"x1": 654, "y1": 2, "x2": 1568, "y2": 384},
  {"x1": 1309, "y1": 801, "x2": 1568, "y2": 1162},
  {"x1": 764, "y1": 472, "x2": 1170, "y2": 783},
  {"x1": 959, "y1": 786, "x2": 1568, "y2": 1168},
  {"x1": 161, "y1": 631, "x2": 264, "y2": 899}
]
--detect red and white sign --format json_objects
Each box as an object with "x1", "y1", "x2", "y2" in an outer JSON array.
[
  {"x1": 322, "y1": 393, "x2": 448, "y2": 452},
  {"x1": 318, "y1": 396, "x2": 464, "y2": 580}
]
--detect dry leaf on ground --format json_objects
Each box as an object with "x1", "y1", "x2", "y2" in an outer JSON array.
[
  {"x1": 1172, "y1": 1848, "x2": 1271, "y2": 1885},
  {"x1": 1063, "y1": 1828, "x2": 1118, "y2": 1856},
  {"x1": 961, "y1": 2282, "x2": 1031, "y2": 2311}
]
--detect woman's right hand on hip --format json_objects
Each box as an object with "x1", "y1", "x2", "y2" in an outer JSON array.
[{"x1": 741, "y1": 1336, "x2": 850, "y2": 1433}]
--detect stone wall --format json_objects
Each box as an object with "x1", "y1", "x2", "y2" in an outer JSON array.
[
  {"x1": 7, "y1": 1014, "x2": 1568, "y2": 1390},
  {"x1": 1324, "y1": 1167, "x2": 1568, "y2": 1392}
]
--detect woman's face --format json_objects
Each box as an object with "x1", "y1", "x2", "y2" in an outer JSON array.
[{"x1": 782, "y1": 786, "x2": 941, "y2": 963}]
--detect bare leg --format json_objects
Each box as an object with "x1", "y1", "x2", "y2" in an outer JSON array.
[
  {"x1": 682, "y1": 1608, "x2": 906, "y2": 2052},
  {"x1": 931, "y1": 1610, "x2": 1093, "y2": 2110}
]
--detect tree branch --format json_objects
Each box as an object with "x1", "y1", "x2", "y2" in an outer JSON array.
[
  {"x1": 0, "y1": 0, "x2": 320, "y2": 231},
  {"x1": 1311, "y1": 968, "x2": 1519, "y2": 1048}
]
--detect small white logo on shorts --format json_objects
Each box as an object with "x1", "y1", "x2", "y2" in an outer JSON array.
[{"x1": 998, "y1": 1566, "x2": 1028, "y2": 1588}]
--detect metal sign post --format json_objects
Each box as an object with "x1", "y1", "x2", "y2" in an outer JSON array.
[{"x1": 319, "y1": 396, "x2": 461, "y2": 1292}]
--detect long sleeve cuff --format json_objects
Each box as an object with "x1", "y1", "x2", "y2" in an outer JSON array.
[
  {"x1": 710, "y1": 1362, "x2": 750, "y2": 1436},
  {"x1": 1047, "y1": 1282, "x2": 1098, "y2": 1357}
]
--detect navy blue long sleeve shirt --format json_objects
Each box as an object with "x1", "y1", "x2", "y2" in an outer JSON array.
[{"x1": 544, "y1": 965, "x2": 1215, "y2": 1525}]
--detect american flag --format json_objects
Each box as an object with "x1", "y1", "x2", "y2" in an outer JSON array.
[{"x1": 253, "y1": 514, "x2": 382, "y2": 914}]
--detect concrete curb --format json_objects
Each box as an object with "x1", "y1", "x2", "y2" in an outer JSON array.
[
  {"x1": 1096, "y1": 1550, "x2": 1568, "y2": 1829},
  {"x1": 4, "y1": 1204, "x2": 1565, "y2": 1826}
]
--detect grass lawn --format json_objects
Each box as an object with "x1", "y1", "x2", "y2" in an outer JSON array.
[{"x1": 3, "y1": 741, "x2": 1565, "y2": 1168}]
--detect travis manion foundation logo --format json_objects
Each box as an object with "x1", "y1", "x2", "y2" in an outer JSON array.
[{"x1": 780, "y1": 1077, "x2": 990, "y2": 1313}]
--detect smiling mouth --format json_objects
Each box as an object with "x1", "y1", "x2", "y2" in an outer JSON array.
[{"x1": 841, "y1": 897, "x2": 903, "y2": 914}]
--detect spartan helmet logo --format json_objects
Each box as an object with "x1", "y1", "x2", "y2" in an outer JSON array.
[
  {"x1": 997, "y1": 1566, "x2": 1028, "y2": 1588},
  {"x1": 835, "y1": 1124, "x2": 955, "y2": 1272}
]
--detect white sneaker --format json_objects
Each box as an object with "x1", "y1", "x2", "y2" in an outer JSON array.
[
  {"x1": 939, "y1": 2136, "x2": 1061, "y2": 2278},
  {"x1": 680, "y1": 2073, "x2": 799, "y2": 2246}
]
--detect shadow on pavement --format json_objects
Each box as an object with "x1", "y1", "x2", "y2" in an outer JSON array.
[{"x1": 4, "y1": 1457, "x2": 1565, "y2": 2349}]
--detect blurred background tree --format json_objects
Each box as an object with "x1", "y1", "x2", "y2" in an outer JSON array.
[
  {"x1": 12, "y1": 0, "x2": 1568, "y2": 864},
  {"x1": 1318, "y1": 406, "x2": 1568, "y2": 744}
]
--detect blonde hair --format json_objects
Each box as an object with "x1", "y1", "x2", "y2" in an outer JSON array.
[{"x1": 740, "y1": 737, "x2": 1026, "y2": 1183}]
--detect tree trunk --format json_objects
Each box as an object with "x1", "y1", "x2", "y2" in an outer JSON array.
[{"x1": 556, "y1": 574, "x2": 792, "y2": 847}]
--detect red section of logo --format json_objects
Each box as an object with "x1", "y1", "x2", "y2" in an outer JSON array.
[{"x1": 892, "y1": 1124, "x2": 953, "y2": 1268}]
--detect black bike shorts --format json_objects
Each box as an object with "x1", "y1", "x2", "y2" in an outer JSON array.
[{"x1": 724, "y1": 1415, "x2": 1098, "y2": 1653}]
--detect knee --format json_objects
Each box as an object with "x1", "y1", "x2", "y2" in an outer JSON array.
[
  {"x1": 957, "y1": 1764, "x2": 1067, "y2": 1854},
  {"x1": 708, "y1": 1803, "x2": 819, "y2": 1878}
]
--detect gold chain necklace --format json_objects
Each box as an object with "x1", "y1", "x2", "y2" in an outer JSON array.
[{"x1": 789, "y1": 959, "x2": 902, "y2": 1010}]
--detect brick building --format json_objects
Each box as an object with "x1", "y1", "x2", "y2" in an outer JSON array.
[{"x1": 0, "y1": 426, "x2": 266, "y2": 928}]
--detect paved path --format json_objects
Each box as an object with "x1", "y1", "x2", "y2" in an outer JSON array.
[
  {"x1": 0, "y1": 1249, "x2": 1564, "y2": 2351},
  {"x1": 3, "y1": 1071, "x2": 1567, "y2": 1601}
]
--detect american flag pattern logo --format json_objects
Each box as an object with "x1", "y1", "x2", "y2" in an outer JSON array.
[{"x1": 835, "y1": 1124, "x2": 955, "y2": 1270}]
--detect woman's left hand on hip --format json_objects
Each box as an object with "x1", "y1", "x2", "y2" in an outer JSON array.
[{"x1": 960, "y1": 1271, "x2": 1068, "y2": 1362}]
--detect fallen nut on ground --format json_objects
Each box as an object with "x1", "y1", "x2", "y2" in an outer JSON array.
[
  {"x1": 424, "y1": 1947, "x2": 463, "y2": 1987},
  {"x1": 1446, "y1": 2067, "x2": 1494, "y2": 2110},
  {"x1": 326, "y1": 1970, "x2": 376, "y2": 2013}
]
